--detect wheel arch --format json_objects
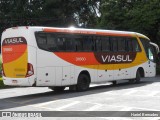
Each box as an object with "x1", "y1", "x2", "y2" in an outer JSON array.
[
  {"x1": 137, "y1": 67, "x2": 145, "y2": 78},
  {"x1": 78, "y1": 70, "x2": 91, "y2": 83}
]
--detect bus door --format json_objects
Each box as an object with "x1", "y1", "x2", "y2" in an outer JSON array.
[{"x1": 147, "y1": 45, "x2": 156, "y2": 77}]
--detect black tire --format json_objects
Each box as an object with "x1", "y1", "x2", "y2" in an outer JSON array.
[
  {"x1": 76, "y1": 74, "x2": 90, "y2": 92},
  {"x1": 135, "y1": 70, "x2": 141, "y2": 83},
  {"x1": 69, "y1": 85, "x2": 76, "y2": 91},
  {"x1": 112, "y1": 81, "x2": 117, "y2": 85},
  {"x1": 129, "y1": 79, "x2": 135, "y2": 83},
  {"x1": 49, "y1": 86, "x2": 65, "y2": 92}
]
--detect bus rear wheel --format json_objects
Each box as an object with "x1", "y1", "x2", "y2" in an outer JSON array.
[
  {"x1": 112, "y1": 81, "x2": 117, "y2": 85},
  {"x1": 76, "y1": 74, "x2": 90, "y2": 92},
  {"x1": 129, "y1": 79, "x2": 135, "y2": 83},
  {"x1": 49, "y1": 86, "x2": 65, "y2": 92}
]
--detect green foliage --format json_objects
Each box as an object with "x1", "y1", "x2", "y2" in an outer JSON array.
[
  {"x1": 98, "y1": 0, "x2": 160, "y2": 46},
  {"x1": 0, "y1": 0, "x2": 159, "y2": 45},
  {"x1": 0, "y1": 54, "x2": 1, "y2": 78},
  {"x1": 0, "y1": 79, "x2": 14, "y2": 89},
  {"x1": 0, "y1": 0, "x2": 100, "y2": 34},
  {"x1": 0, "y1": 55, "x2": 4, "y2": 87},
  {"x1": 0, "y1": 77, "x2": 4, "y2": 88},
  {"x1": 0, "y1": 80, "x2": 4, "y2": 88}
]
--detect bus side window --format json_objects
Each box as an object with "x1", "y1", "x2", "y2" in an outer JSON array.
[
  {"x1": 75, "y1": 37, "x2": 83, "y2": 51},
  {"x1": 83, "y1": 36, "x2": 93, "y2": 51},
  {"x1": 47, "y1": 34, "x2": 58, "y2": 51},
  {"x1": 148, "y1": 47, "x2": 154, "y2": 62},
  {"x1": 148, "y1": 45, "x2": 157, "y2": 63},
  {"x1": 36, "y1": 33, "x2": 47, "y2": 50},
  {"x1": 65, "y1": 35, "x2": 76, "y2": 51},
  {"x1": 102, "y1": 37, "x2": 110, "y2": 52},
  {"x1": 118, "y1": 37, "x2": 126, "y2": 51},
  {"x1": 65, "y1": 39, "x2": 75, "y2": 51},
  {"x1": 95, "y1": 37, "x2": 101, "y2": 51},
  {"x1": 126, "y1": 38, "x2": 133, "y2": 52},
  {"x1": 132, "y1": 39, "x2": 141, "y2": 52},
  {"x1": 57, "y1": 37, "x2": 66, "y2": 51},
  {"x1": 140, "y1": 38, "x2": 150, "y2": 56},
  {"x1": 111, "y1": 37, "x2": 118, "y2": 52}
]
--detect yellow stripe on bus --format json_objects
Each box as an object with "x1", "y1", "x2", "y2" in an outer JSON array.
[
  {"x1": 3, "y1": 50, "x2": 28, "y2": 78},
  {"x1": 82, "y1": 52, "x2": 148, "y2": 70}
]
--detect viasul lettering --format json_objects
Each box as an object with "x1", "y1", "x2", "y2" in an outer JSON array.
[
  {"x1": 5, "y1": 38, "x2": 23, "y2": 44},
  {"x1": 102, "y1": 55, "x2": 132, "y2": 63}
]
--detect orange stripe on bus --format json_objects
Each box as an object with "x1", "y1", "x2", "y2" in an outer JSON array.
[
  {"x1": 96, "y1": 31, "x2": 133, "y2": 37},
  {"x1": 43, "y1": 28, "x2": 133, "y2": 37},
  {"x1": 2, "y1": 44, "x2": 27, "y2": 63},
  {"x1": 54, "y1": 52, "x2": 100, "y2": 66}
]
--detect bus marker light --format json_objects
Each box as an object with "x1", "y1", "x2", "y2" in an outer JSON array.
[{"x1": 26, "y1": 63, "x2": 34, "y2": 77}]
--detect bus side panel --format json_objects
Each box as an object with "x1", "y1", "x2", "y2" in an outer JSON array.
[
  {"x1": 148, "y1": 61, "x2": 156, "y2": 77},
  {"x1": 36, "y1": 49, "x2": 57, "y2": 86},
  {"x1": 55, "y1": 67, "x2": 62, "y2": 86},
  {"x1": 37, "y1": 67, "x2": 56, "y2": 86},
  {"x1": 97, "y1": 69, "x2": 113, "y2": 82},
  {"x1": 36, "y1": 49, "x2": 75, "y2": 86},
  {"x1": 70, "y1": 66, "x2": 75, "y2": 85},
  {"x1": 62, "y1": 66, "x2": 71, "y2": 86},
  {"x1": 143, "y1": 61, "x2": 156, "y2": 77},
  {"x1": 113, "y1": 65, "x2": 127, "y2": 80}
]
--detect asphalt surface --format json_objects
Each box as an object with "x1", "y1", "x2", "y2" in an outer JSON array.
[{"x1": 0, "y1": 76, "x2": 160, "y2": 120}]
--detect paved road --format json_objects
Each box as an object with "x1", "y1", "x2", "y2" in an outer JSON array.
[{"x1": 0, "y1": 76, "x2": 160, "y2": 120}]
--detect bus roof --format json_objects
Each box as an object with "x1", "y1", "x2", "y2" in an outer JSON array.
[{"x1": 4, "y1": 26, "x2": 150, "y2": 40}]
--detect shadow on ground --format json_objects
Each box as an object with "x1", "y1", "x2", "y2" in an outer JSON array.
[{"x1": 0, "y1": 77, "x2": 159, "y2": 110}]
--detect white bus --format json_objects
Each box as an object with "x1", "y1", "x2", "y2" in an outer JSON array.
[{"x1": 1, "y1": 27, "x2": 158, "y2": 91}]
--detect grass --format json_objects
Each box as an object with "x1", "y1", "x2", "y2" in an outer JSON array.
[
  {"x1": 0, "y1": 78, "x2": 5, "y2": 88},
  {"x1": 0, "y1": 55, "x2": 5, "y2": 88}
]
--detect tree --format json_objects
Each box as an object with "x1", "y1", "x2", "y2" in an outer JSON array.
[
  {"x1": 73, "y1": 0, "x2": 101, "y2": 28},
  {"x1": 127, "y1": 0, "x2": 160, "y2": 45},
  {"x1": 98, "y1": 0, "x2": 160, "y2": 45},
  {"x1": 0, "y1": 0, "x2": 100, "y2": 32},
  {"x1": 0, "y1": 0, "x2": 45, "y2": 34}
]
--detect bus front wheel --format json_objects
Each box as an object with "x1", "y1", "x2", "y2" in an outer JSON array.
[
  {"x1": 129, "y1": 70, "x2": 141, "y2": 84},
  {"x1": 135, "y1": 70, "x2": 141, "y2": 83},
  {"x1": 76, "y1": 74, "x2": 90, "y2": 92}
]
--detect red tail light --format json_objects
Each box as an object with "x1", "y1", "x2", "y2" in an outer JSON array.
[
  {"x1": 26, "y1": 63, "x2": 34, "y2": 77},
  {"x1": 2, "y1": 63, "x2": 6, "y2": 77}
]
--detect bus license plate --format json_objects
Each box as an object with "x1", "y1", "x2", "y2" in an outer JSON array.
[{"x1": 12, "y1": 80, "x2": 18, "y2": 83}]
